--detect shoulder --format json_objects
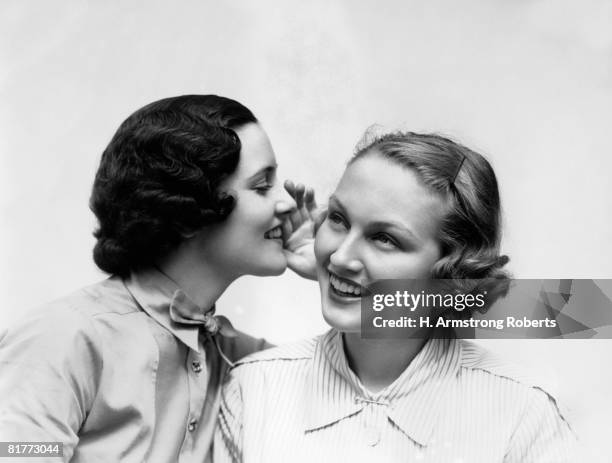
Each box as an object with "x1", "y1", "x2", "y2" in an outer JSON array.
[
  {"x1": 0, "y1": 284, "x2": 114, "y2": 387},
  {"x1": 456, "y1": 339, "x2": 571, "y2": 423},
  {"x1": 216, "y1": 330, "x2": 273, "y2": 364},
  {"x1": 16, "y1": 277, "x2": 138, "y2": 325},
  {"x1": 234, "y1": 334, "x2": 320, "y2": 366},
  {"x1": 460, "y1": 341, "x2": 580, "y2": 458},
  {"x1": 63, "y1": 277, "x2": 140, "y2": 318},
  {"x1": 0, "y1": 277, "x2": 135, "y2": 355},
  {"x1": 220, "y1": 334, "x2": 323, "y2": 409},
  {"x1": 458, "y1": 339, "x2": 559, "y2": 395},
  {"x1": 224, "y1": 334, "x2": 321, "y2": 386}
]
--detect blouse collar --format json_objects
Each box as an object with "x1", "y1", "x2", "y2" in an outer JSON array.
[
  {"x1": 304, "y1": 329, "x2": 463, "y2": 447},
  {"x1": 123, "y1": 267, "x2": 204, "y2": 352}
]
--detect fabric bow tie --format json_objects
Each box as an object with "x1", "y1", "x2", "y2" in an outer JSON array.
[{"x1": 169, "y1": 290, "x2": 237, "y2": 338}]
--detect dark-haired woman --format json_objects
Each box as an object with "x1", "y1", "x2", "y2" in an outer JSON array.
[
  {"x1": 0, "y1": 95, "x2": 317, "y2": 462},
  {"x1": 215, "y1": 131, "x2": 576, "y2": 462}
]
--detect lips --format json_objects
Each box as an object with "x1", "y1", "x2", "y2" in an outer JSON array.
[
  {"x1": 328, "y1": 271, "x2": 364, "y2": 298},
  {"x1": 264, "y1": 225, "x2": 283, "y2": 240}
]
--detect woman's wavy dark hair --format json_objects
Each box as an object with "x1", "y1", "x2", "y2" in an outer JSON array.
[
  {"x1": 352, "y1": 130, "x2": 511, "y2": 311},
  {"x1": 90, "y1": 94, "x2": 257, "y2": 277}
]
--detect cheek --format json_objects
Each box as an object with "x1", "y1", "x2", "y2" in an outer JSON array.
[
  {"x1": 314, "y1": 223, "x2": 338, "y2": 266},
  {"x1": 227, "y1": 195, "x2": 271, "y2": 233},
  {"x1": 371, "y1": 250, "x2": 439, "y2": 279}
]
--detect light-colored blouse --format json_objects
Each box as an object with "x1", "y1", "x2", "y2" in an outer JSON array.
[
  {"x1": 215, "y1": 329, "x2": 576, "y2": 462},
  {"x1": 0, "y1": 268, "x2": 267, "y2": 463}
]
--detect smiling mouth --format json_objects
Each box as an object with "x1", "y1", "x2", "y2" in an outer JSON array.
[
  {"x1": 264, "y1": 226, "x2": 283, "y2": 240},
  {"x1": 328, "y1": 271, "x2": 364, "y2": 298}
]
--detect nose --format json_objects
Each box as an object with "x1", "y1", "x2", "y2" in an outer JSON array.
[
  {"x1": 329, "y1": 233, "x2": 364, "y2": 274},
  {"x1": 274, "y1": 186, "x2": 297, "y2": 217}
]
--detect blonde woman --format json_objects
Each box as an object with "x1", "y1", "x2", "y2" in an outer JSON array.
[{"x1": 215, "y1": 131, "x2": 575, "y2": 462}]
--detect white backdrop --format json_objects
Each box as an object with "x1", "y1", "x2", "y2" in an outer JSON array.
[{"x1": 1, "y1": 0, "x2": 611, "y2": 459}]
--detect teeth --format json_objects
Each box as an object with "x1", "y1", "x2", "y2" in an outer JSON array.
[
  {"x1": 265, "y1": 227, "x2": 282, "y2": 239},
  {"x1": 329, "y1": 273, "x2": 362, "y2": 297}
]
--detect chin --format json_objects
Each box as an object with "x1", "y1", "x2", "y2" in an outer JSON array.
[
  {"x1": 260, "y1": 264, "x2": 287, "y2": 276},
  {"x1": 253, "y1": 254, "x2": 288, "y2": 276},
  {"x1": 320, "y1": 294, "x2": 361, "y2": 332}
]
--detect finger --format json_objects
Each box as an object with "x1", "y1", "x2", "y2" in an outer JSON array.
[
  {"x1": 281, "y1": 216, "x2": 293, "y2": 244},
  {"x1": 296, "y1": 183, "x2": 311, "y2": 224},
  {"x1": 294, "y1": 183, "x2": 305, "y2": 210},
  {"x1": 284, "y1": 180, "x2": 304, "y2": 227},
  {"x1": 284, "y1": 179, "x2": 295, "y2": 196},
  {"x1": 304, "y1": 187, "x2": 317, "y2": 214},
  {"x1": 289, "y1": 207, "x2": 303, "y2": 231}
]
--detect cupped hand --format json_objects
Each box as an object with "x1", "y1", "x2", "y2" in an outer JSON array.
[{"x1": 282, "y1": 180, "x2": 322, "y2": 281}]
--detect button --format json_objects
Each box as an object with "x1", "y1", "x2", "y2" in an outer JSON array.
[
  {"x1": 364, "y1": 426, "x2": 380, "y2": 446},
  {"x1": 192, "y1": 361, "x2": 202, "y2": 373},
  {"x1": 188, "y1": 419, "x2": 197, "y2": 432}
]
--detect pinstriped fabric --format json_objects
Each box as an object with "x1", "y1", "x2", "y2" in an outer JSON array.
[{"x1": 214, "y1": 330, "x2": 576, "y2": 462}]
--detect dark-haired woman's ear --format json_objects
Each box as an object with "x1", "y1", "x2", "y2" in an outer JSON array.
[{"x1": 282, "y1": 180, "x2": 321, "y2": 280}]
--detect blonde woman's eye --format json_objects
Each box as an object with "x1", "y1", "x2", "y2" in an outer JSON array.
[
  {"x1": 373, "y1": 233, "x2": 399, "y2": 248},
  {"x1": 328, "y1": 211, "x2": 347, "y2": 228}
]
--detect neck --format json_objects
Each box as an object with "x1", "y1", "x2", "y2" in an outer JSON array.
[
  {"x1": 156, "y1": 239, "x2": 235, "y2": 310},
  {"x1": 342, "y1": 332, "x2": 430, "y2": 394}
]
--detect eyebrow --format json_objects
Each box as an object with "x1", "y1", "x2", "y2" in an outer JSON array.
[
  {"x1": 329, "y1": 194, "x2": 421, "y2": 242},
  {"x1": 328, "y1": 194, "x2": 344, "y2": 210},
  {"x1": 247, "y1": 165, "x2": 277, "y2": 183}
]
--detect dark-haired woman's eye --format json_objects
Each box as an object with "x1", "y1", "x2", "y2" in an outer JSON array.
[{"x1": 253, "y1": 183, "x2": 273, "y2": 195}]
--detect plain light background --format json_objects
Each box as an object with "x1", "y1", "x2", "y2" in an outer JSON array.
[{"x1": 1, "y1": 0, "x2": 611, "y2": 459}]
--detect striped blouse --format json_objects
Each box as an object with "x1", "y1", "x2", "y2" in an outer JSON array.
[{"x1": 214, "y1": 329, "x2": 576, "y2": 462}]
